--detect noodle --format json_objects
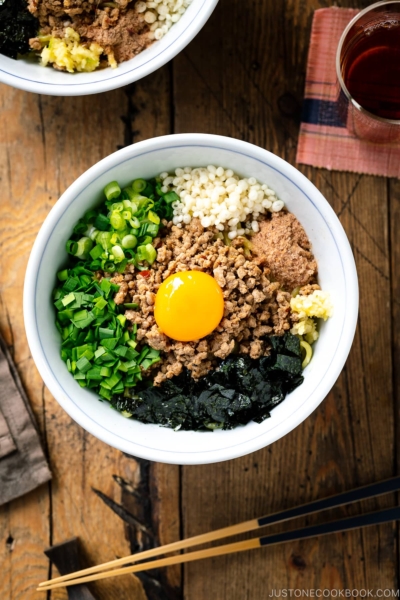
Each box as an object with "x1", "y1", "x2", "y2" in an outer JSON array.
[{"x1": 300, "y1": 340, "x2": 313, "y2": 369}]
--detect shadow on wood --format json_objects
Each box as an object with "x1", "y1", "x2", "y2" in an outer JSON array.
[{"x1": 44, "y1": 538, "x2": 98, "y2": 600}]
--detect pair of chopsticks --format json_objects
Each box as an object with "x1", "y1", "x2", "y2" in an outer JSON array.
[{"x1": 38, "y1": 475, "x2": 400, "y2": 592}]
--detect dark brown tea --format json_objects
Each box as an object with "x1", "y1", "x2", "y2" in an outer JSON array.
[{"x1": 342, "y1": 20, "x2": 400, "y2": 120}]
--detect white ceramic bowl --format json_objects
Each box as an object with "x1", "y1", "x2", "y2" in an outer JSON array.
[
  {"x1": 0, "y1": 0, "x2": 218, "y2": 96},
  {"x1": 24, "y1": 134, "x2": 359, "y2": 464}
]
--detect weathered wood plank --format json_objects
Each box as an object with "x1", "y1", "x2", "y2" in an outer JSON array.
[
  {"x1": 389, "y1": 178, "x2": 400, "y2": 580},
  {"x1": 0, "y1": 85, "x2": 53, "y2": 600},
  {"x1": 173, "y1": 0, "x2": 397, "y2": 598}
]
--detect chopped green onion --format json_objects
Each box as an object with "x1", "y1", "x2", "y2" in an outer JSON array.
[
  {"x1": 84, "y1": 210, "x2": 98, "y2": 223},
  {"x1": 104, "y1": 181, "x2": 121, "y2": 201},
  {"x1": 129, "y1": 217, "x2": 140, "y2": 229},
  {"x1": 114, "y1": 345, "x2": 128, "y2": 358},
  {"x1": 55, "y1": 179, "x2": 164, "y2": 405},
  {"x1": 100, "y1": 366, "x2": 112, "y2": 378},
  {"x1": 117, "y1": 314, "x2": 126, "y2": 327},
  {"x1": 73, "y1": 309, "x2": 89, "y2": 322},
  {"x1": 136, "y1": 243, "x2": 157, "y2": 265},
  {"x1": 95, "y1": 296, "x2": 107, "y2": 310},
  {"x1": 146, "y1": 223, "x2": 159, "y2": 237},
  {"x1": 72, "y1": 237, "x2": 93, "y2": 259},
  {"x1": 74, "y1": 371, "x2": 86, "y2": 380},
  {"x1": 99, "y1": 327, "x2": 114, "y2": 339},
  {"x1": 100, "y1": 278, "x2": 111, "y2": 295},
  {"x1": 57, "y1": 269, "x2": 69, "y2": 281},
  {"x1": 86, "y1": 367, "x2": 103, "y2": 380},
  {"x1": 121, "y1": 234, "x2": 137, "y2": 249},
  {"x1": 110, "y1": 212, "x2": 125, "y2": 230},
  {"x1": 57, "y1": 308, "x2": 74, "y2": 323},
  {"x1": 104, "y1": 372, "x2": 122, "y2": 389},
  {"x1": 90, "y1": 244, "x2": 103, "y2": 260},
  {"x1": 103, "y1": 261, "x2": 115, "y2": 273},
  {"x1": 54, "y1": 299, "x2": 64, "y2": 310},
  {"x1": 100, "y1": 337, "x2": 119, "y2": 350},
  {"x1": 148, "y1": 210, "x2": 160, "y2": 225},
  {"x1": 76, "y1": 356, "x2": 92, "y2": 373},
  {"x1": 66, "y1": 240, "x2": 78, "y2": 255},
  {"x1": 164, "y1": 191, "x2": 180, "y2": 204},
  {"x1": 94, "y1": 347, "x2": 107, "y2": 360},
  {"x1": 73, "y1": 221, "x2": 88, "y2": 235},
  {"x1": 140, "y1": 235, "x2": 153, "y2": 246},
  {"x1": 97, "y1": 231, "x2": 112, "y2": 251},
  {"x1": 94, "y1": 214, "x2": 110, "y2": 231},
  {"x1": 99, "y1": 386, "x2": 112, "y2": 400},
  {"x1": 132, "y1": 178, "x2": 147, "y2": 193},
  {"x1": 61, "y1": 293, "x2": 75, "y2": 307},
  {"x1": 112, "y1": 245, "x2": 125, "y2": 262}
]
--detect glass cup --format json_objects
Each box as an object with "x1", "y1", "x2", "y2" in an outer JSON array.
[{"x1": 336, "y1": 0, "x2": 400, "y2": 143}]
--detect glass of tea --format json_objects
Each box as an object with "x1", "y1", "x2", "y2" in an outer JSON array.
[{"x1": 336, "y1": 0, "x2": 400, "y2": 143}]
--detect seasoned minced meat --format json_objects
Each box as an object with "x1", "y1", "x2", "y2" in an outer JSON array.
[
  {"x1": 79, "y1": 9, "x2": 150, "y2": 63},
  {"x1": 28, "y1": 0, "x2": 130, "y2": 18},
  {"x1": 117, "y1": 218, "x2": 311, "y2": 386},
  {"x1": 27, "y1": 0, "x2": 151, "y2": 64},
  {"x1": 251, "y1": 211, "x2": 318, "y2": 291}
]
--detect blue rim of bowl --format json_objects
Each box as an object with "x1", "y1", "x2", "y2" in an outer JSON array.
[
  {"x1": 29, "y1": 141, "x2": 357, "y2": 458},
  {"x1": 0, "y1": 0, "x2": 210, "y2": 87}
]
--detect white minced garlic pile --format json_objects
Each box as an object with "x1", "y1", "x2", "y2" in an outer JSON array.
[
  {"x1": 135, "y1": 0, "x2": 192, "y2": 41},
  {"x1": 159, "y1": 166, "x2": 285, "y2": 239}
]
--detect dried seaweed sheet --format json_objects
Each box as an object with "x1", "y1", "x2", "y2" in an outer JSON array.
[
  {"x1": 0, "y1": 0, "x2": 38, "y2": 59},
  {"x1": 111, "y1": 334, "x2": 304, "y2": 431}
]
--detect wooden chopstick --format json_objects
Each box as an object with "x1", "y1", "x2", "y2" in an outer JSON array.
[
  {"x1": 38, "y1": 475, "x2": 400, "y2": 590},
  {"x1": 37, "y1": 505, "x2": 400, "y2": 591}
]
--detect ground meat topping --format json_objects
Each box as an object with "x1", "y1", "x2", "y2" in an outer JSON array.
[
  {"x1": 116, "y1": 216, "x2": 316, "y2": 386},
  {"x1": 27, "y1": 0, "x2": 152, "y2": 64},
  {"x1": 251, "y1": 211, "x2": 318, "y2": 291}
]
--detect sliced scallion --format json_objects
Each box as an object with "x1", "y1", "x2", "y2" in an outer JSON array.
[
  {"x1": 57, "y1": 269, "x2": 69, "y2": 281},
  {"x1": 112, "y1": 245, "x2": 125, "y2": 262},
  {"x1": 121, "y1": 234, "x2": 137, "y2": 249},
  {"x1": 132, "y1": 178, "x2": 147, "y2": 193},
  {"x1": 110, "y1": 212, "x2": 125, "y2": 230},
  {"x1": 104, "y1": 181, "x2": 121, "y2": 201}
]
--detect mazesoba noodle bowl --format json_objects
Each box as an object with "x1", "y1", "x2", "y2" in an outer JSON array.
[{"x1": 24, "y1": 134, "x2": 358, "y2": 464}]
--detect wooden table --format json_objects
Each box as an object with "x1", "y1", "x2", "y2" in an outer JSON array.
[{"x1": 1, "y1": 0, "x2": 399, "y2": 598}]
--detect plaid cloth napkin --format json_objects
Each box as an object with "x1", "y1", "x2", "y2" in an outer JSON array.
[
  {"x1": 296, "y1": 7, "x2": 400, "y2": 178},
  {"x1": 0, "y1": 334, "x2": 51, "y2": 506}
]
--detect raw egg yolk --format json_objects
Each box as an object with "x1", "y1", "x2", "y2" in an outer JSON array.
[{"x1": 154, "y1": 271, "x2": 224, "y2": 342}]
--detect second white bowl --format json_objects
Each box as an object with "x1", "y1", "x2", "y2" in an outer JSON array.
[{"x1": 0, "y1": 0, "x2": 219, "y2": 96}]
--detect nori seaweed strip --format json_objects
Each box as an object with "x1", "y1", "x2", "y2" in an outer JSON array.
[
  {"x1": 111, "y1": 333, "x2": 305, "y2": 431},
  {"x1": 0, "y1": 0, "x2": 38, "y2": 59}
]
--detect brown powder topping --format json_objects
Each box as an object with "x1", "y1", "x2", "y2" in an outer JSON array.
[{"x1": 251, "y1": 211, "x2": 318, "y2": 291}]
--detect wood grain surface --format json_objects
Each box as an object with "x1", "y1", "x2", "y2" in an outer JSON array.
[{"x1": 0, "y1": 0, "x2": 399, "y2": 599}]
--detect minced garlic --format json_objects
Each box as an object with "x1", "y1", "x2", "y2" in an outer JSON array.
[
  {"x1": 291, "y1": 317, "x2": 319, "y2": 344},
  {"x1": 290, "y1": 290, "x2": 333, "y2": 322},
  {"x1": 40, "y1": 28, "x2": 103, "y2": 73}
]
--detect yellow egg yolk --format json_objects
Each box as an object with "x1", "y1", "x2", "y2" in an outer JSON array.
[{"x1": 154, "y1": 271, "x2": 224, "y2": 342}]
